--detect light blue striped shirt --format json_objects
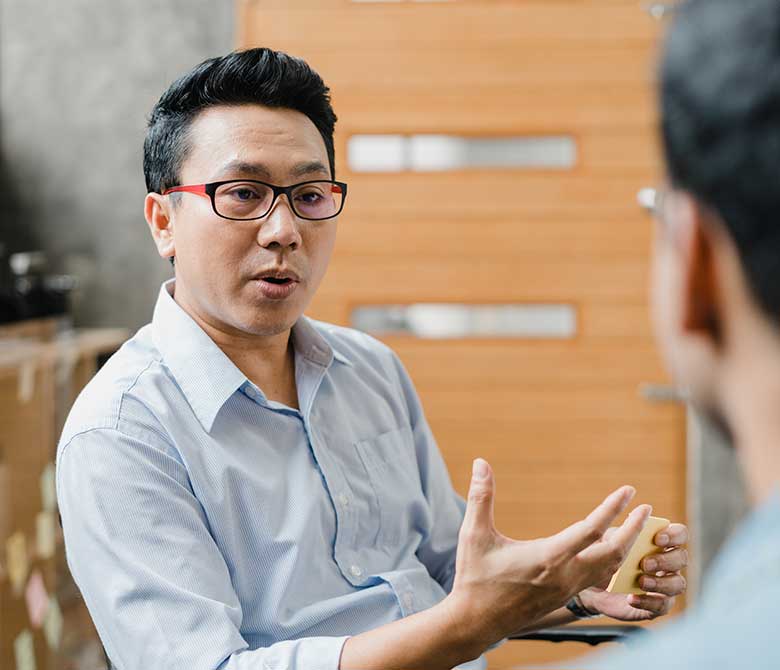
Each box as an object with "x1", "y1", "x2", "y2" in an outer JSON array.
[{"x1": 57, "y1": 279, "x2": 486, "y2": 670}]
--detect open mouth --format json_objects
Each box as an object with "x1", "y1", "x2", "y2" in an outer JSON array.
[{"x1": 261, "y1": 277, "x2": 293, "y2": 285}]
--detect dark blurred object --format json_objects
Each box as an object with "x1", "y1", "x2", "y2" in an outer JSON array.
[
  {"x1": 0, "y1": 242, "x2": 20, "y2": 323},
  {"x1": 510, "y1": 624, "x2": 647, "y2": 646},
  {"x1": 4, "y1": 251, "x2": 78, "y2": 322}
]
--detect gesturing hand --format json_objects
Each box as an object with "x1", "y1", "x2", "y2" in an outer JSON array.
[{"x1": 447, "y1": 458, "x2": 651, "y2": 649}]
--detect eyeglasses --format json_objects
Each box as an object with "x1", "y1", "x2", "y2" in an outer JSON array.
[
  {"x1": 637, "y1": 186, "x2": 673, "y2": 224},
  {"x1": 162, "y1": 179, "x2": 348, "y2": 221}
]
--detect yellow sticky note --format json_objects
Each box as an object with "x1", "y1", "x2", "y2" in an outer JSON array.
[
  {"x1": 6, "y1": 532, "x2": 29, "y2": 596},
  {"x1": 44, "y1": 596, "x2": 63, "y2": 651},
  {"x1": 607, "y1": 515, "x2": 670, "y2": 595},
  {"x1": 36, "y1": 512, "x2": 57, "y2": 560},
  {"x1": 40, "y1": 463, "x2": 57, "y2": 512},
  {"x1": 14, "y1": 629, "x2": 37, "y2": 670}
]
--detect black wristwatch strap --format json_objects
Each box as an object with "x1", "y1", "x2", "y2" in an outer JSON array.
[{"x1": 566, "y1": 594, "x2": 599, "y2": 619}]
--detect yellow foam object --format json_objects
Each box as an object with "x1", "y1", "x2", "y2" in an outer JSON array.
[{"x1": 607, "y1": 515, "x2": 670, "y2": 595}]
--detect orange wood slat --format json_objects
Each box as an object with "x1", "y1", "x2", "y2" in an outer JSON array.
[
  {"x1": 333, "y1": 85, "x2": 659, "y2": 133},
  {"x1": 332, "y1": 218, "x2": 653, "y2": 261},
  {"x1": 392, "y1": 341, "x2": 666, "y2": 387},
  {"x1": 316, "y1": 257, "x2": 650, "y2": 302},
  {"x1": 338, "y1": 173, "x2": 659, "y2": 217}
]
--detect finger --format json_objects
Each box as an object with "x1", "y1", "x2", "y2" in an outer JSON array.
[
  {"x1": 549, "y1": 486, "x2": 636, "y2": 558},
  {"x1": 638, "y1": 573, "x2": 687, "y2": 597},
  {"x1": 459, "y1": 458, "x2": 496, "y2": 542},
  {"x1": 654, "y1": 523, "x2": 689, "y2": 548},
  {"x1": 579, "y1": 503, "x2": 652, "y2": 564},
  {"x1": 642, "y1": 547, "x2": 688, "y2": 574},
  {"x1": 627, "y1": 593, "x2": 675, "y2": 617}
]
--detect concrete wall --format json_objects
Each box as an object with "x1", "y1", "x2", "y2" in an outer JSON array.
[{"x1": 0, "y1": 0, "x2": 234, "y2": 331}]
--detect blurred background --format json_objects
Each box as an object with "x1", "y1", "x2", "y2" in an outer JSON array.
[{"x1": 0, "y1": 1, "x2": 748, "y2": 668}]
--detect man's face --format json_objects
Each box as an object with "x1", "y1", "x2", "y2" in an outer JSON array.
[{"x1": 159, "y1": 104, "x2": 337, "y2": 338}]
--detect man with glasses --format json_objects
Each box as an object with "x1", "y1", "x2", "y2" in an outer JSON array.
[
  {"x1": 56, "y1": 49, "x2": 686, "y2": 670},
  {"x1": 585, "y1": 0, "x2": 780, "y2": 668}
]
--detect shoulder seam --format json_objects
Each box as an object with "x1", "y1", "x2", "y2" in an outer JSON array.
[
  {"x1": 58, "y1": 425, "x2": 127, "y2": 465},
  {"x1": 116, "y1": 356, "x2": 164, "y2": 431}
]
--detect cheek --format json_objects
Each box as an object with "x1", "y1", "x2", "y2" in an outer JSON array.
[
  {"x1": 306, "y1": 225, "x2": 337, "y2": 282},
  {"x1": 174, "y1": 215, "x2": 252, "y2": 295},
  {"x1": 179, "y1": 215, "x2": 246, "y2": 267}
]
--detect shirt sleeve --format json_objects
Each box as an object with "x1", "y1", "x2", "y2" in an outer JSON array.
[
  {"x1": 388, "y1": 352, "x2": 466, "y2": 595},
  {"x1": 57, "y1": 427, "x2": 349, "y2": 670}
]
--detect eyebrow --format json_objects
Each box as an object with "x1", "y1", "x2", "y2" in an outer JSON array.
[
  {"x1": 214, "y1": 161, "x2": 272, "y2": 180},
  {"x1": 214, "y1": 160, "x2": 330, "y2": 181},
  {"x1": 290, "y1": 161, "x2": 330, "y2": 179}
]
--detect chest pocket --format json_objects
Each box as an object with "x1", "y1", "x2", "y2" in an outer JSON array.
[{"x1": 354, "y1": 425, "x2": 424, "y2": 548}]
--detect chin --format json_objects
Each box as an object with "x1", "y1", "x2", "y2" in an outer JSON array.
[
  {"x1": 234, "y1": 308, "x2": 299, "y2": 338},
  {"x1": 240, "y1": 318, "x2": 295, "y2": 338}
]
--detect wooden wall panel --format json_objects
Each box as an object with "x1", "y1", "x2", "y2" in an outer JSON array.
[{"x1": 240, "y1": 1, "x2": 684, "y2": 667}]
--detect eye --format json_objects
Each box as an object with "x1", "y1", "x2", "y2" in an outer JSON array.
[
  {"x1": 229, "y1": 186, "x2": 261, "y2": 201},
  {"x1": 296, "y1": 188, "x2": 324, "y2": 201},
  {"x1": 294, "y1": 186, "x2": 328, "y2": 203}
]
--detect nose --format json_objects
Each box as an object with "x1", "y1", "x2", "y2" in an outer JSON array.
[{"x1": 257, "y1": 195, "x2": 302, "y2": 251}]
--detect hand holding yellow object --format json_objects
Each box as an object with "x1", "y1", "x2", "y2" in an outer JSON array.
[{"x1": 608, "y1": 516, "x2": 671, "y2": 595}]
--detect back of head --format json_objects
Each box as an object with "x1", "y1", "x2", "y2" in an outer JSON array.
[
  {"x1": 143, "y1": 48, "x2": 337, "y2": 195},
  {"x1": 661, "y1": 0, "x2": 780, "y2": 327}
]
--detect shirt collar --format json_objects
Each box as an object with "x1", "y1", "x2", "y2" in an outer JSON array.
[
  {"x1": 151, "y1": 279, "x2": 350, "y2": 432},
  {"x1": 291, "y1": 315, "x2": 352, "y2": 368}
]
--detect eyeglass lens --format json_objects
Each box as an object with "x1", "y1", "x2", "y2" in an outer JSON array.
[{"x1": 214, "y1": 181, "x2": 344, "y2": 220}]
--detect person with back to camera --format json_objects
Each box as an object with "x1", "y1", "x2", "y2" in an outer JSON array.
[{"x1": 584, "y1": 1, "x2": 780, "y2": 668}]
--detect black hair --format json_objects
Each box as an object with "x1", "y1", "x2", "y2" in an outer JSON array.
[
  {"x1": 661, "y1": 0, "x2": 780, "y2": 325},
  {"x1": 143, "y1": 48, "x2": 337, "y2": 196}
]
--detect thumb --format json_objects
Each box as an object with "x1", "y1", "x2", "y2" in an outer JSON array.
[{"x1": 461, "y1": 458, "x2": 496, "y2": 540}]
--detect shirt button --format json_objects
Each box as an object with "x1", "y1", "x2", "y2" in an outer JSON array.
[
  {"x1": 338, "y1": 494, "x2": 350, "y2": 508},
  {"x1": 350, "y1": 565, "x2": 363, "y2": 578}
]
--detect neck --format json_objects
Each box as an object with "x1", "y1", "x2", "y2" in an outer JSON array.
[
  {"x1": 721, "y1": 349, "x2": 780, "y2": 506},
  {"x1": 211, "y1": 327, "x2": 294, "y2": 390},
  {"x1": 172, "y1": 283, "x2": 298, "y2": 408}
]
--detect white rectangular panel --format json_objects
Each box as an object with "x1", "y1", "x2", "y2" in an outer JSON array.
[
  {"x1": 352, "y1": 304, "x2": 577, "y2": 339},
  {"x1": 348, "y1": 134, "x2": 576, "y2": 172}
]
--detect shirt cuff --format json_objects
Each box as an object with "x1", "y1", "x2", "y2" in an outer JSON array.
[{"x1": 263, "y1": 635, "x2": 351, "y2": 670}]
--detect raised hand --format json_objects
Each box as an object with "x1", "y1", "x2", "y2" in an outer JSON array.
[{"x1": 447, "y1": 458, "x2": 652, "y2": 647}]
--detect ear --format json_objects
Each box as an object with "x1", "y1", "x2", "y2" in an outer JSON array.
[
  {"x1": 144, "y1": 192, "x2": 176, "y2": 261},
  {"x1": 679, "y1": 197, "x2": 722, "y2": 345}
]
